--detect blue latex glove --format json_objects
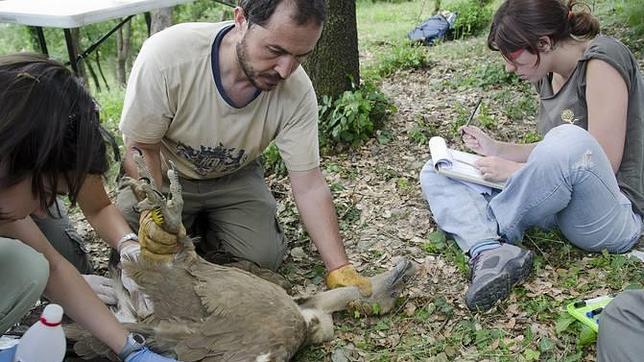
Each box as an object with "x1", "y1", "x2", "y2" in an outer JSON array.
[{"x1": 125, "y1": 347, "x2": 178, "y2": 362}]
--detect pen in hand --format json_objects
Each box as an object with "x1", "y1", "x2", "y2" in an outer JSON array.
[{"x1": 462, "y1": 97, "x2": 482, "y2": 134}]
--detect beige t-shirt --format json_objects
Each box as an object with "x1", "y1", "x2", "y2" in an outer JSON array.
[{"x1": 119, "y1": 22, "x2": 320, "y2": 179}]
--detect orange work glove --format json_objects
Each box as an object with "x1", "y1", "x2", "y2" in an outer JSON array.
[
  {"x1": 325, "y1": 264, "x2": 372, "y2": 297},
  {"x1": 138, "y1": 210, "x2": 185, "y2": 262}
]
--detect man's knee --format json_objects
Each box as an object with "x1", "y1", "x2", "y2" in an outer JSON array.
[
  {"x1": 0, "y1": 239, "x2": 49, "y2": 332},
  {"x1": 33, "y1": 200, "x2": 93, "y2": 274},
  {"x1": 602, "y1": 289, "x2": 643, "y2": 323},
  {"x1": 256, "y1": 244, "x2": 288, "y2": 271},
  {"x1": 115, "y1": 180, "x2": 141, "y2": 230},
  {"x1": 597, "y1": 289, "x2": 644, "y2": 361},
  {"x1": 236, "y1": 231, "x2": 287, "y2": 272}
]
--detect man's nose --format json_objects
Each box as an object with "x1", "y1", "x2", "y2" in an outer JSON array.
[{"x1": 274, "y1": 55, "x2": 298, "y2": 79}]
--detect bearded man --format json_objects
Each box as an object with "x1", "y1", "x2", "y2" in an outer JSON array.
[{"x1": 116, "y1": 0, "x2": 371, "y2": 295}]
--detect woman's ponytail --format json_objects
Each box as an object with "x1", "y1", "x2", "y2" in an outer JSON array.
[{"x1": 567, "y1": 0, "x2": 600, "y2": 39}]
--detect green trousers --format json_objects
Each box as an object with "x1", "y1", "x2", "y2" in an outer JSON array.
[
  {"x1": 116, "y1": 160, "x2": 287, "y2": 271},
  {"x1": 597, "y1": 289, "x2": 644, "y2": 362},
  {"x1": 0, "y1": 200, "x2": 94, "y2": 333},
  {"x1": 0, "y1": 238, "x2": 49, "y2": 333}
]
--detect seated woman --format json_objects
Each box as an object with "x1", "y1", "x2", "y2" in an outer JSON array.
[
  {"x1": 420, "y1": 0, "x2": 643, "y2": 311},
  {"x1": 0, "y1": 53, "x2": 175, "y2": 361}
]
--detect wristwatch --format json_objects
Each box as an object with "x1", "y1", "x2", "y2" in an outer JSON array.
[
  {"x1": 117, "y1": 232, "x2": 139, "y2": 252},
  {"x1": 118, "y1": 332, "x2": 146, "y2": 361}
]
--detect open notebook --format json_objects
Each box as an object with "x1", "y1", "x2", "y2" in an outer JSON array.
[{"x1": 428, "y1": 136, "x2": 505, "y2": 190}]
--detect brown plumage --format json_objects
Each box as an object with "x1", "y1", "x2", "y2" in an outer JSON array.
[
  {"x1": 67, "y1": 152, "x2": 417, "y2": 361},
  {"x1": 69, "y1": 250, "x2": 416, "y2": 361}
]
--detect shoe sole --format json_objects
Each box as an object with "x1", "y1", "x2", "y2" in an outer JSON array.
[
  {"x1": 465, "y1": 249, "x2": 534, "y2": 311},
  {"x1": 465, "y1": 271, "x2": 511, "y2": 311},
  {"x1": 507, "y1": 249, "x2": 534, "y2": 286}
]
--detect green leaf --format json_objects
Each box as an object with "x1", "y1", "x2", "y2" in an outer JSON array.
[
  {"x1": 539, "y1": 337, "x2": 554, "y2": 352},
  {"x1": 578, "y1": 324, "x2": 597, "y2": 347},
  {"x1": 555, "y1": 313, "x2": 576, "y2": 334},
  {"x1": 422, "y1": 230, "x2": 448, "y2": 254},
  {"x1": 372, "y1": 303, "x2": 382, "y2": 315},
  {"x1": 523, "y1": 348, "x2": 540, "y2": 361}
]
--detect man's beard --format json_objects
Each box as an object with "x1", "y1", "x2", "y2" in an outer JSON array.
[{"x1": 236, "y1": 36, "x2": 281, "y2": 91}]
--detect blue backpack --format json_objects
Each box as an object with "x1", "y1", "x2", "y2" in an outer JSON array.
[{"x1": 408, "y1": 12, "x2": 457, "y2": 46}]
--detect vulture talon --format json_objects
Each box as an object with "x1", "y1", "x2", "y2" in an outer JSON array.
[{"x1": 149, "y1": 208, "x2": 165, "y2": 226}]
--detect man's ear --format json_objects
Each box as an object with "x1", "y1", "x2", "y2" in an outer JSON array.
[
  {"x1": 537, "y1": 36, "x2": 553, "y2": 52},
  {"x1": 233, "y1": 6, "x2": 248, "y2": 29}
]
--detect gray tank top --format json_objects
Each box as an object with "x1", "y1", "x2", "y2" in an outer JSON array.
[{"x1": 535, "y1": 35, "x2": 644, "y2": 216}]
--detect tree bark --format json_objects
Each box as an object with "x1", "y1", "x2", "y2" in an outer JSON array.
[
  {"x1": 303, "y1": 0, "x2": 360, "y2": 99},
  {"x1": 150, "y1": 8, "x2": 173, "y2": 35},
  {"x1": 27, "y1": 27, "x2": 42, "y2": 53},
  {"x1": 70, "y1": 28, "x2": 88, "y2": 84},
  {"x1": 95, "y1": 50, "x2": 110, "y2": 92},
  {"x1": 85, "y1": 59, "x2": 101, "y2": 92},
  {"x1": 116, "y1": 19, "x2": 132, "y2": 86}
]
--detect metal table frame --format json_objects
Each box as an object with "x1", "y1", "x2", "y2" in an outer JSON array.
[{"x1": 0, "y1": 0, "x2": 200, "y2": 75}]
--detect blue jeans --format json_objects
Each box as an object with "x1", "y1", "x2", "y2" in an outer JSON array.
[{"x1": 420, "y1": 124, "x2": 642, "y2": 254}]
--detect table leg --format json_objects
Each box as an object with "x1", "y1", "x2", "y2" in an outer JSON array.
[
  {"x1": 33, "y1": 27, "x2": 48, "y2": 55},
  {"x1": 144, "y1": 12, "x2": 152, "y2": 37}
]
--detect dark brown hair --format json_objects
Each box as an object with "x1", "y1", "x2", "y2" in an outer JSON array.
[
  {"x1": 487, "y1": 0, "x2": 600, "y2": 63},
  {"x1": 0, "y1": 53, "x2": 113, "y2": 213},
  {"x1": 238, "y1": 0, "x2": 326, "y2": 28}
]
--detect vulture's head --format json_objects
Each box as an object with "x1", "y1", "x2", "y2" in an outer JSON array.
[{"x1": 297, "y1": 258, "x2": 417, "y2": 344}]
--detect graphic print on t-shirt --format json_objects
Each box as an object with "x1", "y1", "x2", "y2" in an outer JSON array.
[{"x1": 176, "y1": 142, "x2": 248, "y2": 176}]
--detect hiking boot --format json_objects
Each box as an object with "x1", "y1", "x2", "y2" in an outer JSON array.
[{"x1": 465, "y1": 243, "x2": 533, "y2": 311}]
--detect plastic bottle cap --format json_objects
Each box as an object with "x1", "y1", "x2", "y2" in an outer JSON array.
[{"x1": 41, "y1": 304, "x2": 64, "y2": 325}]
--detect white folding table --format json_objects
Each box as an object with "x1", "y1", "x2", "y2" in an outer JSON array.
[{"x1": 0, "y1": 0, "x2": 196, "y2": 74}]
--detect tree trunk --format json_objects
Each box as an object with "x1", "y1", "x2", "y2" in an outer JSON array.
[
  {"x1": 303, "y1": 0, "x2": 360, "y2": 99},
  {"x1": 116, "y1": 7, "x2": 172, "y2": 86},
  {"x1": 70, "y1": 28, "x2": 89, "y2": 84},
  {"x1": 85, "y1": 59, "x2": 101, "y2": 92},
  {"x1": 116, "y1": 18, "x2": 132, "y2": 86},
  {"x1": 150, "y1": 8, "x2": 173, "y2": 35},
  {"x1": 27, "y1": 27, "x2": 42, "y2": 52},
  {"x1": 95, "y1": 50, "x2": 110, "y2": 92}
]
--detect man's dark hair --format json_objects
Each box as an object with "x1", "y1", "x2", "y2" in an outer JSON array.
[
  {"x1": 0, "y1": 53, "x2": 114, "y2": 212},
  {"x1": 238, "y1": 0, "x2": 326, "y2": 28}
]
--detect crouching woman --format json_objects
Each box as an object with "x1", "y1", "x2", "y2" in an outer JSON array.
[{"x1": 0, "y1": 54, "x2": 175, "y2": 361}]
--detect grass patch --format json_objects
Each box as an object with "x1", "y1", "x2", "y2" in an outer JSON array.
[{"x1": 363, "y1": 42, "x2": 434, "y2": 80}]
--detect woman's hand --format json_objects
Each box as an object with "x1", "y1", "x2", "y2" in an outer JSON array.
[
  {"x1": 475, "y1": 156, "x2": 523, "y2": 182},
  {"x1": 460, "y1": 126, "x2": 498, "y2": 156}
]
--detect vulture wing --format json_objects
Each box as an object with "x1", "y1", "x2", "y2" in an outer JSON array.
[{"x1": 173, "y1": 258, "x2": 307, "y2": 361}]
